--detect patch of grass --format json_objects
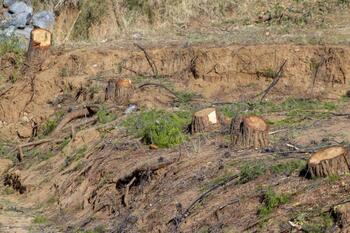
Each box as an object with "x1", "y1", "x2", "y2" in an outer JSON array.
[
  {"x1": 258, "y1": 187, "x2": 290, "y2": 218},
  {"x1": 59, "y1": 67, "x2": 70, "y2": 77},
  {"x1": 32, "y1": 215, "x2": 47, "y2": 225},
  {"x1": 123, "y1": 110, "x2": 191, "y2": 148},
  {"x1": 219, "y1": 97, "x2": 340, "y2": 127},
  {"x1": 97, "y1": 106, "x2": 117, "y2": 124},
  {"x1": 175, "y1": 90, "x2": 200, "y2": 106},
  {"x1": 301, "y1": 213, "x2": 334, "y2": 233},
  {"x1": 125, "y1": 0, "x2": 154, "y2": 23},
  {"x1": 46, "y1": 196, "x2": 58, "y2": 205},
  {"x1": 58, "y1": 138, "x2": 71, "y2": 150},
  {"x1": 72, "y1": 0, "x2": 108, "y2": 40},
  {"x1": 75, "y1": 225, "x2": 106, "y2": 233},
  {"x1": 327, "y1": 174, "x2": 341, "y2": 183},
  {"x1": 238, "y1": 162, "x2": 267, "y2": 184},
  {"x1": 257, "y1": 67, "x2": 279, "y2": 79},
  {"x1": 0, "y1": 37, "x2": 24, "y2": 56},
  {"x1": 270, "y1": 160, "x2": 306, "y2": 176},
  {"x1": 41, "y1": 111, "x2": 65, "y2": 136},
  {"x1": 2, "y1": 186, "x2": 15, "y2": 195},
  {"x1": 63, "y1": 146, "x2": 87, "y2": 169},
  {"x1": 201, "y1": 172, "x2": 236, "y2": 191}
]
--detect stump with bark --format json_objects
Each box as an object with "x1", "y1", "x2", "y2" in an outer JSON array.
[
  {"x1": 115, "y1": 78, "x2": 133, "y2": 105},
  {"x1": 307, "y1": 146, "x2": 350, "y2": 177},
  {"x1": 333, "y1": 202, "x2": 350, "y2": 229},
  {"x1": 105, "y1": 79, "x2": 116, "y2": 101},
  {"x1": 230, "y1": 115, "x2": 269, "y2": 149},
  {"x1": 190, "y1": 108, "x2": 218, "y2": 134},
  {"x1": 26, "y1": 28, "x2": 52, "y2": 66}
]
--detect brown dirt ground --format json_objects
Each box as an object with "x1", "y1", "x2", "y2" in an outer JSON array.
[{"x1": 1, "y1": 41, "x2": 350, "y2": 232}]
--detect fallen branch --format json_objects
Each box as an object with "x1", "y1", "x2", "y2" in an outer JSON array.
[
  {"x1": 255, "y1": 59, "x2": 288, "y2": 102},
  {"x1": 169, "y1": 173, "x2": 239, "y2": 227},
  {"x1": 52, "y1": 107, "x2": 93, "y2": 135},
  {"x1": 123, "y1": 177, "x2": 136, "y2": 208},
  {"x1": 17, "y1": 138, "x2": 62, "y2": 161},
  {"x1": 138, "y1": 83, "x2": 178, "y2": 98},
  {"x1": 134, "y1": 43, "x2": 158, "y2": 77}
]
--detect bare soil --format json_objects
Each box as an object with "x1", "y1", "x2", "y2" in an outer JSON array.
[{"x1": 2, "y1": 39, "x2": 350, "y2": 232}]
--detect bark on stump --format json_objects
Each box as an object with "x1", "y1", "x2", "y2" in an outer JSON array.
[
  {"x1": 26, "y1": 28, "x2": 52, "y2": 66},
  {"x1": 190, "y1": 108, "x2": 218, "y2": 134},
  {"x1": 333, "y1": 202, "x2": 350, "y2": 229},
  {"x1": 307, "y1": 146, "x2": 350, "y2": 177},
  {"x1": 115, "y1": 78, "x2": 133, "y2": 105},
  {"x1": 105, "y1": 79, "x2": 116, "y2": 101},
  {"x1": 230, "y1": 115, "x2": 269, "y2": 149}
]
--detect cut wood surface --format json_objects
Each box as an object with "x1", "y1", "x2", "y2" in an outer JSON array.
[
  {"x1": 308, "y1": 146, "x2": 350, "y2": 177},
  {"x1": 231, "y1": 115, "x2": 269, "y2": 149},
  {"x1": 190, "y1": 108, "x2": 218, "y2": 134},
  {"x1": 26, "y1": 28, "x2": 52, "y2": 65},
  {"x1": 115, "y1": 78, "x2": 133, "y2": 105}
]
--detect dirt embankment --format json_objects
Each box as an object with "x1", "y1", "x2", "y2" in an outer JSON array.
[{"x1": 0, "y1": 43, "x2": 349, "y2": 139}]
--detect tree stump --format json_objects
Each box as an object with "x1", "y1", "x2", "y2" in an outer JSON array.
[
  {"x1": 190, "y1": 108, "x2": 218, "y2": 134},
  {"x1": 26, "y1": 28, "x2": 52, "y2": 66},
  {"x1": 105, "y1": 79, "x2": 116, "y2": 101},
  {"x1": 115, "y1": 78, "x2": 133, "y2": 105},
  {"x1": 307, "y1": 146, "x2": 350, "y2": 177},
  {"x1": 333, "y1": 202, "x2": 350, "y2": 229},
  {"x1": 230, "y1": 115, "x2": 269, "y2": 149}
]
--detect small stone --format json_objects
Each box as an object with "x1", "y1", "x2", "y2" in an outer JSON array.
[
  {"x1": 3, "y1": 0, "x2": 15, "y2": 8},
  {"x1": 9, "y1": 2, "x2": 33, "y2": 14},
  {"x1": 32, "y1": 11, "x2": 55, "y2": 30}
]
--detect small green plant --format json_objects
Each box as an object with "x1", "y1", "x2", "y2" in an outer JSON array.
[
  {"x1": 301, "y1": 213, "x2": 334, "y2": 233},
  {"x1": 97, "y1": 106, "x2": 117, "y2": 124},
  {"x1": 258, "y1": 187, "x2": 290, "y2": 218},
  {"x1": 63, "y1": 146, "x2": 87, "y2": 169},
  {"x1": 239, "y1": 162, "x2": 266, "y2": 184},
  {"x1": 32, "y1": 215, "x2": 47, "y2": 224},
  {"x1": 0, "y1": 37, "x2": 24, "y2": 56},
  {"x1": 271, "y1": 160, "x2": 306, "y2": 176},
  {"x1": 327, "y1": 174, "x2": 341, "y2": 183},
  {"x1": 59, "y1": 67, "x2": 70, "y2": 77},
  {"x1": 175, "y1": 90, "x2": 200, "y2": 106},
  {"x1": 2, "y1": 186, "x2": 15, "y2": 195},
  {"x1": 123, "y1": 110, "x2": 191, "y2": 148},
  {"x1": 58, "y1": 138, "x2": 71, "y2": 150},
  {"x1": 257, "y1": 67, "x2": 278, "y2": 79},
  {"x1": 41, "y1": 111, "x2": 64, "y2": 136}
]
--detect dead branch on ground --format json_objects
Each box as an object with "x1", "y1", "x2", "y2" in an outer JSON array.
[
  {"x1": 138, "y1": 83, "x2": 178, "y2": 98},
  {"x1": 134, "y1": 43, "x2": 158, "y2": 77},
  {"x1": 169, "y1": 173, "x2": 239, "y2": 227},
  {"x1": 255, "y1": 59, "x2": 287, "y2": 102}
]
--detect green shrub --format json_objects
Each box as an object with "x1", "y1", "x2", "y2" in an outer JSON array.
[
  {"x1": 0, "y1": 37, "x2": 24, "y2": 56},
  {"x1": 271, "y1": 160, "x2": 306, "y2": 176},
  {"x1": 41, "y1": 111, "x2": 64, "y2": 136},
  {"x1": 258, "y1": 187, "x2": 290, "y2": 218},
  {"x1": 32, "y1": 215, "x2": 47, "y2": 224},
  {"x1": 239, "y1": 163, "x2": 266, "y2": 184},
  {"x1": 123, "y1": 110, "x2": 191, "y2": 148},
  {"x1": 97, "y1": 106, "x2": 116, "y2": 124}
]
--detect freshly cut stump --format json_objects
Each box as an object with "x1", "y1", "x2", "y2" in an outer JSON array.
[
  {"x1": 115, "y1": 78, "x2": 133, "y2": 105},
  {"x1": 26, "y1": 28, "x2": 52, "y2": 65},
  {"x1": 231, "y1": 115, "x2": 269, "y2": 149},
  {"x1": 190, "y1": 108, "x2": 218, "y2": 134},
  {"x1": 308, "y1": 146, "x2": 350, "y2": 177}
]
